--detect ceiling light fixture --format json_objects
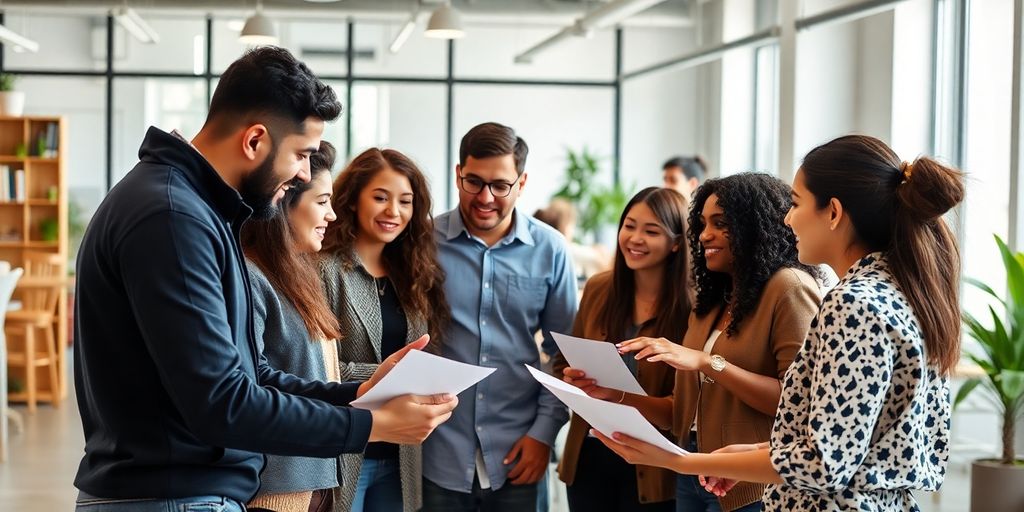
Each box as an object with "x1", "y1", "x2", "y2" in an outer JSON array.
[
  {"x1": 0, "y1": 23, "x2": 38, "y2": 53},
  {"x1": 515, "y1": 0, "x2": 666, "y2": 64},
  {"x1": 389, "y1": 8, "x2": 419, "y2": 54},
  {"x1": 239, "y1": 1, "x2": 278, "y2": 46},
  {"x1": 425, "y1": 1, "x2": 464, "y2": 39},
  {"x1": 113, "y1": 7, "x2": 160, "y2": 44}
]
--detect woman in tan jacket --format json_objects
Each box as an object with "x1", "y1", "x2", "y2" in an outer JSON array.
[
  {"x1": 617, "y1": 173, "x2": 821, "y2": 512},
  {"x1": 556, "y1": 187, "x2": 692, "y2": 511}
]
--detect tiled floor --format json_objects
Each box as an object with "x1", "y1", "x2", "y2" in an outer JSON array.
[{"x1": 0, "y1": 351, "x2": 974, "y2": 511}]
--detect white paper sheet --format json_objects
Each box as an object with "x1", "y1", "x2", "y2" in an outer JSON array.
[
  {"x1": 526, "y1": 365, "x2": 687, "y2": 456},
  {"x1": 552, "y1": 332, "x2": 648, "y2": 396},
  {"x1": 350, "y1": 349, "x2": 496, "y2": 410}
]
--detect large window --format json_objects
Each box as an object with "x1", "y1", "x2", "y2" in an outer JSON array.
[
  {"x1": 454, "y1": 24, "x2": 615, "y2": 81},
  {"x1": 111, "y1": 79, "x2": 208, "y2": 185},
  {"x1": 113, "y1": 16, "x2": 206, "y2": 73},
  {"x1": 349, "y1": 82, "x2": 447, "y2": 213},
  {"x1": 453, "y1": 84, "x2": 615, "y2": 220},
  {"x1": 960, "y1": 0, "x2": 1014, "y2": 318},
  {"x1": 3, "y1": 13, "x2": 103, "y2": 71},
  {"x1": 353, "y1": 21, "x2": 447, "y2": 78}
]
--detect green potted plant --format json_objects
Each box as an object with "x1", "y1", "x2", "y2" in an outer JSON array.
[
  {"x1": 959, "y1": 234, "x2": 1024, "y2": 511},
  {"x1": 0, "y1": 73, "x2": 24, "y2": 116},
  {"x1": 553, "y1": 147, "x2": 632, "y2": 243}
]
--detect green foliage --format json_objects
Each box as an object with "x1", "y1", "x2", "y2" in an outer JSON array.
[
  {"x1": 960, "y1": 235, "x2": 1024, "y2": 465},
  {"x1": 553, "y1": 147, "x2": 632, "y2": 241},
  {"x1": 0, "y1": 74, "x2": 17, "y2": 92}
]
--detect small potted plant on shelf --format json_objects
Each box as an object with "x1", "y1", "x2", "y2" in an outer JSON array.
[
  {"x1": 959, "y1": 234, "x2": 1024, "y2": 511},
  {"x1": 0, "y1": 73, "x2": 24, "y2": 116}
]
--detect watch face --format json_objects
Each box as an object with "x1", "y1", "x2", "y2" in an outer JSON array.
[{"x1": 711, "y1": 355, "x2": 726, "y2": 371}]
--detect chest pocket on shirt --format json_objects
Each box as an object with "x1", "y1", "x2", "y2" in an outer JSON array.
[{"x1": 504, "y1": 276, "x2": 548, "y2": 313}]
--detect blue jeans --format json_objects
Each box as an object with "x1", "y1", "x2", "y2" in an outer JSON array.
[
  {"x1": 536, "y1": 469, "x2": 549, "y2": 512},
  {"x1": 675, "y1": 439, "x2": 763, "y2": 512},
  {"x1": 422, "y1": 476, "x2": 538, "y2": 512},
  {"x1": 351, "y1": 458, "x2": 403, "y2": 512},
  {"x1": 75, "y1": 493, "x2": 245, "y2": 511}
]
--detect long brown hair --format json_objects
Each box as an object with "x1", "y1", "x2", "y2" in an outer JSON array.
[
  {"x1": 241, "y1": 141, "x2": 341, "y2": 341},
  {"x1": 603, "y1": 187, "x2": 693, "y2": 343},
  {"x1": 321, "y1": 148, "x2": 450, "y2": 342},
  {"x1": 801, "y1": 134, "x2": 965, "y2": 374}
]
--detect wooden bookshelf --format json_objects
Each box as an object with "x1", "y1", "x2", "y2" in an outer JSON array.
[{"x1": 0, "y1": 116, "x2": 67, "y2": 406}]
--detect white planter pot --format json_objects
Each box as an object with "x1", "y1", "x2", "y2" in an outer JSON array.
[{"x1": 0, "y1": 91, "x2": 25, "y2": 116}]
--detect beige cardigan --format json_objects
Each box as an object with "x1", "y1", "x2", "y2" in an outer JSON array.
[{"x1": 673, "y1": 267, "x2": 820, "y2": 511}]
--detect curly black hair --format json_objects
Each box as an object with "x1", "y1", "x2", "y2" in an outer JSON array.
[{"x1": 688, "y1": 172, "x2": 821, "y2": 335}]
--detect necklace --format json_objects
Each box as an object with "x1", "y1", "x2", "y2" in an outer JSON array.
[{"x1": 375, "y1": 277, "x2": 387, "y2": 297}]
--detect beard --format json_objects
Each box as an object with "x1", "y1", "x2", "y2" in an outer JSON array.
[{"x1": 239, "y1": 145, "x2": 283, "y2": 221}]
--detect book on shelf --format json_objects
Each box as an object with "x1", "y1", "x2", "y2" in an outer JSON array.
[
  {"x1": 14, "y1": 168, "x2": 24, "y2": 202},
  {"x1": 0, "y1": 165, "x2": 26, "y2": 202},
  {"x1": 45, "y1": 122, "x2": 58, "y2": 158}
]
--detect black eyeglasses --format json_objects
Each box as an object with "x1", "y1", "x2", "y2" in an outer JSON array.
[{"x1": 458, "y1": 174, "x2": 518, "y2": 198}]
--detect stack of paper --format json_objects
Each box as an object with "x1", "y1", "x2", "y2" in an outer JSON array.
[{"x1": 350, "y1": 349, "x2": 496, "y2": 410}]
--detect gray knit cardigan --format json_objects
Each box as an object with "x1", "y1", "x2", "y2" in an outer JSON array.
[
  {"x1": 247, "y1": 262, "x2": 341, "y2": 496},
  {"x1": 321, "y1": 253, "x2": 424, "y2": 512}
]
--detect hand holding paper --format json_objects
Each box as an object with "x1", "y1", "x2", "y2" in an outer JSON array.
[
  {"x1": 352, "y1": 349, "x2": 495, "y2": 410},
  {"x1": 552, "y1": 332, "x2": 647, "y2": 396},
  {"x1": 526, "y1": 365, "x2": 685, "y2": 456}
]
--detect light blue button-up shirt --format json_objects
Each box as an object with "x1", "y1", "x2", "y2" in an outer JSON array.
[{"x1": 423, "y1": 208, "x2": 577, "y2": 493}]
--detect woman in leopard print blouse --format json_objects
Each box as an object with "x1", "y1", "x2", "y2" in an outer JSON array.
[{"x1": 594, "y1": 135, "x2": 964, "y2": 512}]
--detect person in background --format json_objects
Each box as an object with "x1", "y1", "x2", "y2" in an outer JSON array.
[
  {"x1": 557, "y1": 187, "x2": 692, "y2": 511},
  {"x1": 422, "y1": 122, "x2": 577, "y2": 512},
  {"x1": 618, "y1": 173, "x2": 821, "y2": 512},
  {"x1": 533, "y1": 198, "x2": 612, "y2": 284},
  {"x1": 320, "y1": 147, "x2": 450, "y2": 512},
  {"x1": 597, "y1": 135, "x2": 962, "y2": 512},
  {"x1": 662, "y1": 156, "x2": 707, "y2": 199},
  {"x1": 240, "y1": 141, "x2": 342, "y2": 512},
  {"x1": 72, "y1": 46, "x2": 456, "y2": 512}
]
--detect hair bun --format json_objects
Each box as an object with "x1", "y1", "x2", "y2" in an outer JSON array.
[{"x1": 895, "y1": 157, "x2": 965, "y2": 221}]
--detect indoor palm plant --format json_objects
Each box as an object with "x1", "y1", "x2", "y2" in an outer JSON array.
[{"x1": 959, "y1": 234, "x2": 1024, "y2": 511}]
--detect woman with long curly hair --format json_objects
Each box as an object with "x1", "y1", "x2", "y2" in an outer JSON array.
[
  {"x1": 616, "y1": 172, "x2": 822, "y2": 512},
  {"x1": 595, "y1": 137, "x2": 964, "y2": 512},
  {"x1": 319, "y1": 147, "x2": 449, "y2": 512}
]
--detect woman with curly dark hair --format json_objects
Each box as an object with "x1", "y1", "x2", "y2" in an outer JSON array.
[
  {"x1": 616, "y1": 172, "x2": 821, "y2": 512},
  {"x1": 319, "y1": 147, "x2": 450, "y2": 512}
]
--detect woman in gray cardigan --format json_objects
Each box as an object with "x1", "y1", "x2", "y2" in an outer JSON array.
[
  {"x1": 321, "y1": 147, "x2": 450, "y2": 512},
  {"x1": 241, "y1": 142, "x2": 343, "y2": 512}
]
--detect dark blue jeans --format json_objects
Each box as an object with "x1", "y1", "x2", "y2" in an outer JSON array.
[
  {"x1": 75, "y1": 493, "x2": 245, "y2": 512},
  {"x1": 352, "y1": 458, "x2": 403, "y2": 512},
  {"x1": 422, "y1": 476, "x2": 538, "y2": 512},
  {"x1": 675, "y1": 439, "x2": 763, "y2": 512}
]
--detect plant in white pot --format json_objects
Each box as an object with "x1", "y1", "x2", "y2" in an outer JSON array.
[
  {"x1": 0, "y1": 74, "x2": 25, "y2": 116},
  {"x1": 960, "y1": 235, "x2": 1024, "y2": 511}
]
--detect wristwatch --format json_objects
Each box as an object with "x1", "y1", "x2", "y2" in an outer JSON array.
[{"x1": 709, "y1": 354, "x2": 728, "y2": 372}]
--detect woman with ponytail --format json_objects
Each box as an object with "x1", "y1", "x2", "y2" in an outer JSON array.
[{"x1": 593, "y1": 135, "x2": 963, "y2": 512}]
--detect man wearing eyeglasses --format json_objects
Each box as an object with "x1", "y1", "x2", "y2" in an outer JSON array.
[{"x1": 422, "y1": 122, "x2": 578, "y2": 511}]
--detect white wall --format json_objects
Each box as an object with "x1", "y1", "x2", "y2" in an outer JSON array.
[
  {"x1": 620, "y1": 25, "x2": 701, "y2": 190},
  {"x1": 793, "y1": 20, "x2": 859, "y2": 160}
]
